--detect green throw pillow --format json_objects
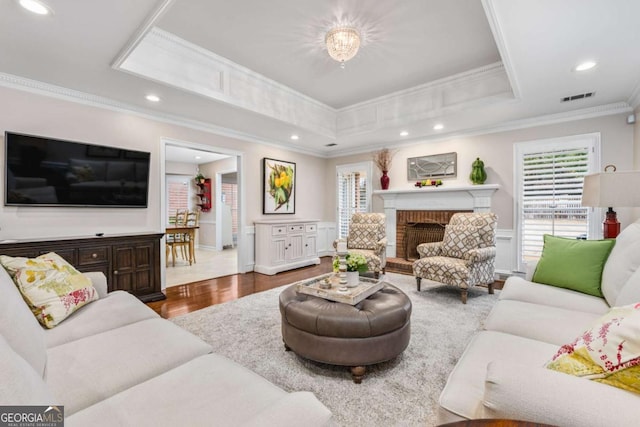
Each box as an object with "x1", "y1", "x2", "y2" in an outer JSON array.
[{"x1": 532, "y1": 235, "x2": 615, "y2": 297}]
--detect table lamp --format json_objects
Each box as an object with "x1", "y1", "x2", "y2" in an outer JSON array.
[{"x1": 581, "y1": 166, "x2": 640, "y2": 238}]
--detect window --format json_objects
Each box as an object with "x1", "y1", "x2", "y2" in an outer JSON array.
[
  {"x1": 336, "y1": 162, "x2": 372, "y2": 238},
  {"x1": 166, "y1": 175, "x2": 191, "y2": 219},
  {"x1": 514, "y1": 133, "x2": 600, "y2": 270}
]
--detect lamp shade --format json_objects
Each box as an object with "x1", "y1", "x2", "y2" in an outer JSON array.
[{"x1": 581, "y1": 171, "x2": 640, "y2": 207}]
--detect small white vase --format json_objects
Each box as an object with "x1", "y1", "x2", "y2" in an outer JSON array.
[{"x1": 346, "y1": 271, "x2": 360, "y2": 287}]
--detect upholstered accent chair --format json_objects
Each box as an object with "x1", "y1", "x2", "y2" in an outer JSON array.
[
  {"x1": 335, "y1": 213, "x2": 387, "y2": 278},
  {"x1": 412, "y1": 212, "x2": 498, "y2": 303}
]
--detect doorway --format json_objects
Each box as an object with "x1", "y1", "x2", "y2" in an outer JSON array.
[{"x1": 160, "y1": 138, "x2": 244, "y2": 289}]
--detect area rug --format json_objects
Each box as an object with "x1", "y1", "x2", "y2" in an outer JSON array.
[{"x1": 171, "y1": 273, "x2": 498, "y2": 426}]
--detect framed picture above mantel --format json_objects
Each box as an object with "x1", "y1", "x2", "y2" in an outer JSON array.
[
  {"x1": 407, "y1": 152, "x2": 457, "y2": 180},
  {"x1": 262, "y1": 158, "x2": 296, "y2": 214}
]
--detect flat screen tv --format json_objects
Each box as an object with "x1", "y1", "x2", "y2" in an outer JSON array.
[{"x1": 4, "y1": 132, "x2": 150, "y2": 207}]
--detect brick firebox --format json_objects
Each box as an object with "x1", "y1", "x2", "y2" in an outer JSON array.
[{"x1": 396, "y1": 210, "x2": 471, "y2": 260}]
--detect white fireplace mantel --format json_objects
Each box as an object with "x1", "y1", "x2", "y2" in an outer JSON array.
[{"x1": 373, "y1": 184, "x2": 499, "y2": 257}]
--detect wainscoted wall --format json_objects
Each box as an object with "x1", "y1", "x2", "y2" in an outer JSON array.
[
  {"x1": 317, "y1": 222, "x2": 337, "y2": 257},
  {"x1": 243, "y1": 226, "x2": 255, "y2": 273},
  {"x1": 495, "y1": 229, "x2": 516, "y2": 277}
]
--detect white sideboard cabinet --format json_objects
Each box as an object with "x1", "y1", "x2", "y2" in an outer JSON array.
[{"x1": 254, "y1": 219, "x2": 321, "y2": 275}]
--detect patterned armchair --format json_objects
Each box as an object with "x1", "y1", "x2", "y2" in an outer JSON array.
[
  {"x1": 334, "y1": 213, "x2": 387, "y2": 278},
  {"x1": 412, "y1": 212, "x2": 497, "y2": 304}
]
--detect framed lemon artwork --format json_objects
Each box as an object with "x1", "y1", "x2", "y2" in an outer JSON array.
[{"x1": 262, "y1": 158, "x2": 296, "y2": 214}]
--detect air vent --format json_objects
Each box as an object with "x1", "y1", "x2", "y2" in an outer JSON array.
[
  {"x1": 561, "y1": 92, "x2": 595, "y2": 103},
  {"x1": 325, "y1": 143, "x2": 337, "y2": 147}
]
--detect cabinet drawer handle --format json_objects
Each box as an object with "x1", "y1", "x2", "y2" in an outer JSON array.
[
  {"x1": 92, "y1": 253, "x2": 98, "y2": 259},
  {"x1": 113, "y1": 270, "x2": 118, "y2": 275}
]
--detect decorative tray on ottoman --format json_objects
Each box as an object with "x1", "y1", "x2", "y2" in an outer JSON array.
[{"x1": 294, "y1": 273, "x2": 385, "y2": 305}]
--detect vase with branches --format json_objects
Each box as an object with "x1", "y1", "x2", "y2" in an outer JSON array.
[{"x1": 372, "y1": 148, "x2": 395, "y2": 190}]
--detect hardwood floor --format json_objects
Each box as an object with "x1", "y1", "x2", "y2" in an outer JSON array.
[
  {"x1": 147, "y1": 257, "x2": 503, "y2": 319},
  {"x1": 147, "y1": 257, "x2": 334, "y2": 319}
]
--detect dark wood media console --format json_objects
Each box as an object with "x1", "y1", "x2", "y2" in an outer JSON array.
[{"x1": 0, "y1": 232, "x2": 165, "y2": 302}]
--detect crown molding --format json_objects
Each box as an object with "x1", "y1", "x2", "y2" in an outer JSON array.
[
  {"x1": 628, "y1": 78, "x2": 640, "y2": 110},
  {"x1": 110, "y1": 0, "x2": 176, "y2": 69},
  {"x1": 118, "y1": 28, "x2": 336, "y2": 139},
  {"x1": 481, "y1": 0, "x2": 521, "y2": 100},
  {"x1": 0, "y1": 72, "x2": 327, "y2": 158},
  {"x1": 327, "y1": 102, "x2": 631, "y2": 158}
]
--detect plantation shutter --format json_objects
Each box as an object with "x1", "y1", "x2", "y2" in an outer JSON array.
[
  {"x1": 337, "y1": 165, "x2": 370, "y2": 238},
  {"x1": 516, "y1": 134, "x2": 599, "y2": 269}
]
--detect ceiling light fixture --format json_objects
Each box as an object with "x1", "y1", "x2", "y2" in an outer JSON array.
[
  {"x1": 325, "y1": 27, "x2": 361, "y2": 68},
  {"x1": 574, "y1": 61, "x2": 597, "y2": 72},
  {"x1": 290, "y1": 134, "x2": 299, "y2": 141},
  {"x1": 145, "y1": 94, "x2": 160, "y2": 102},
  {"x1": 433, "y1": 124, "x2": 444, "y2": 130},
  {"x1": 19, "y1": 0, "x2": 51, "y2": 15},
  {"x1": 400, "y1": 131, "x2": 409, "y2": 137}
]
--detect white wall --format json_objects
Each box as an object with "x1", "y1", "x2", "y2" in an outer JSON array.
[
  {"x1": 0, "y1": 86, "x2": 329, "y2": 242},
  {"x1": 325, "y1": 114, "x2": 635, "y2": 229},
  {"x1": 325, "y1": 113, "x2": 636, "y2": 274}
]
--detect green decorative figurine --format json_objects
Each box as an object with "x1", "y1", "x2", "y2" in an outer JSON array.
[{"x1": 470, "y1": 157, "x2": 487, "y2": 185}]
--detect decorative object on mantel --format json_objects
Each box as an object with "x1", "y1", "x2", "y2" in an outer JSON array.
[
  {"x1": 325, "y1": 27, "x2": 361, "y2": 69},
  {"x1": 414, "y1": 179, "x2": 443, "y2": 188},
  {"x1": 263, "y1": 158, "x2": 296, "y2": 214},
  {"x1": 469, "y1": 157, "x2": 487, "y2": 185},
  {"x1": 373, "y1": 148, "x2": 395, "y2": 190},
  {"x1": 407, "y1": 152, "x2": 457, "y2": 180}
]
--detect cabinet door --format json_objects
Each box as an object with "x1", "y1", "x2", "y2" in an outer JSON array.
[
  {"x1": 270, "y1": 237, "x2": 286, "y2": 265},
  {"x1": 112, "y1": 242, "x2": 154, "y2": 295},
  {"x1": 286, "y1": 234, "x2": 304, "y2": 262},
  {"x1": 304, "y1": 235, "x2": 317, "y2": 258}
]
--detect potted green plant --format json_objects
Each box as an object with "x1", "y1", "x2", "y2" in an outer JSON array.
[
  {"x1": 333, "y1": 252, "x2": 368, "y2": 287},
  {"x1": 194, "y1": 172, "x2": 206, "y2": 184}
]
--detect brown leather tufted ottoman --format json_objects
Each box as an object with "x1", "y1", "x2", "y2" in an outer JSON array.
[{"x1": 279, "y1": 282, "x2": 412, "y2": 383}]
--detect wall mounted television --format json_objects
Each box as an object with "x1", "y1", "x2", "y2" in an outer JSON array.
[{"x1": 4, "y1": 132, "x2": 150, "y2": 207}]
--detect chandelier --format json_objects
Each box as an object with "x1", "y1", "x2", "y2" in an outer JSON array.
[{"x1": 325, "y1": 27, "x2": 361, "y2": 68}]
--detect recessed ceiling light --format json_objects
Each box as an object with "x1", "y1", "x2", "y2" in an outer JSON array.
[
  {"x1": 574, "y1": 61, "x2": 597, "y2": 72},
  {"x1": 195, "y1": 156, "x2": 201, "y2": 160},
  {"x1": 145, "y1": 94, "x2": 160, "y2": 102},
  {"x1": 433, "y1": 124, "x2": 444, "y2": 130},
  {"x1": 290, "y1": 134, "x2": 299, "y2": 140},
  {"x1": 399, "y1": 131, "x2": 409, "y2": 137},
  {"x1": 18, "y1": 0, "x2": 51, "y2": 15}
]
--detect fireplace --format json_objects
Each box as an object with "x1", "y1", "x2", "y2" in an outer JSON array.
[
  {"x1": 396, "y1": 210, "x2": 469, "y2": 260},
  {"x1": 373, "y1": 184, "x2": 499, "y2": 258}
]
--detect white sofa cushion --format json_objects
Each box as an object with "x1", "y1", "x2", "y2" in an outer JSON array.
[
  {"x1": 483, "y1": 360, "x2": 640, "y2": 427},
  {"x1": 484, "y1": 300, "x2": 602, "y2": 346},
  {"x1": 616, "y1": 268, "x2": 640, "y2": 306},
  {"x1": 66, "y1": 354, "x2": 332, "y2": 427},
  {"x1": 46, "y1": 318, "x2": 212, "y2": 415},
  {"x1": 0, "y1": 267, "x2": 47, "y2": 377},
  {"x1": 499, "y1": 276, "x2": 610, "y2": 315},
  {"x1": 601, "y1": 220, "x2": 640, "y2": 305},
  {"x1": 0, "y1": 334, "x2": 56, "y2": 405},
  {"x1": 45, "y1": 291, "x2": 159, "y2": 348},
  {"x1": 437, "y1": 331, "x2": 557, "y2": 423}
]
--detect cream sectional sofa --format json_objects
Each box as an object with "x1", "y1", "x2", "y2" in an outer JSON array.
[
  {"x1": 0, "y1": 267, "x2": 331, "y2": 426},
  {"x1": 437, "y1": 220, "x2": 640, "y2": 426}
]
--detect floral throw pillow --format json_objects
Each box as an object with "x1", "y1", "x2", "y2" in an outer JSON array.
[
  {"x1": 0, "y1": 252, "x2": 98, "y2": 328},
  {"x1": 546, "y1": 303, "x2": 640, "y2": 394}
]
